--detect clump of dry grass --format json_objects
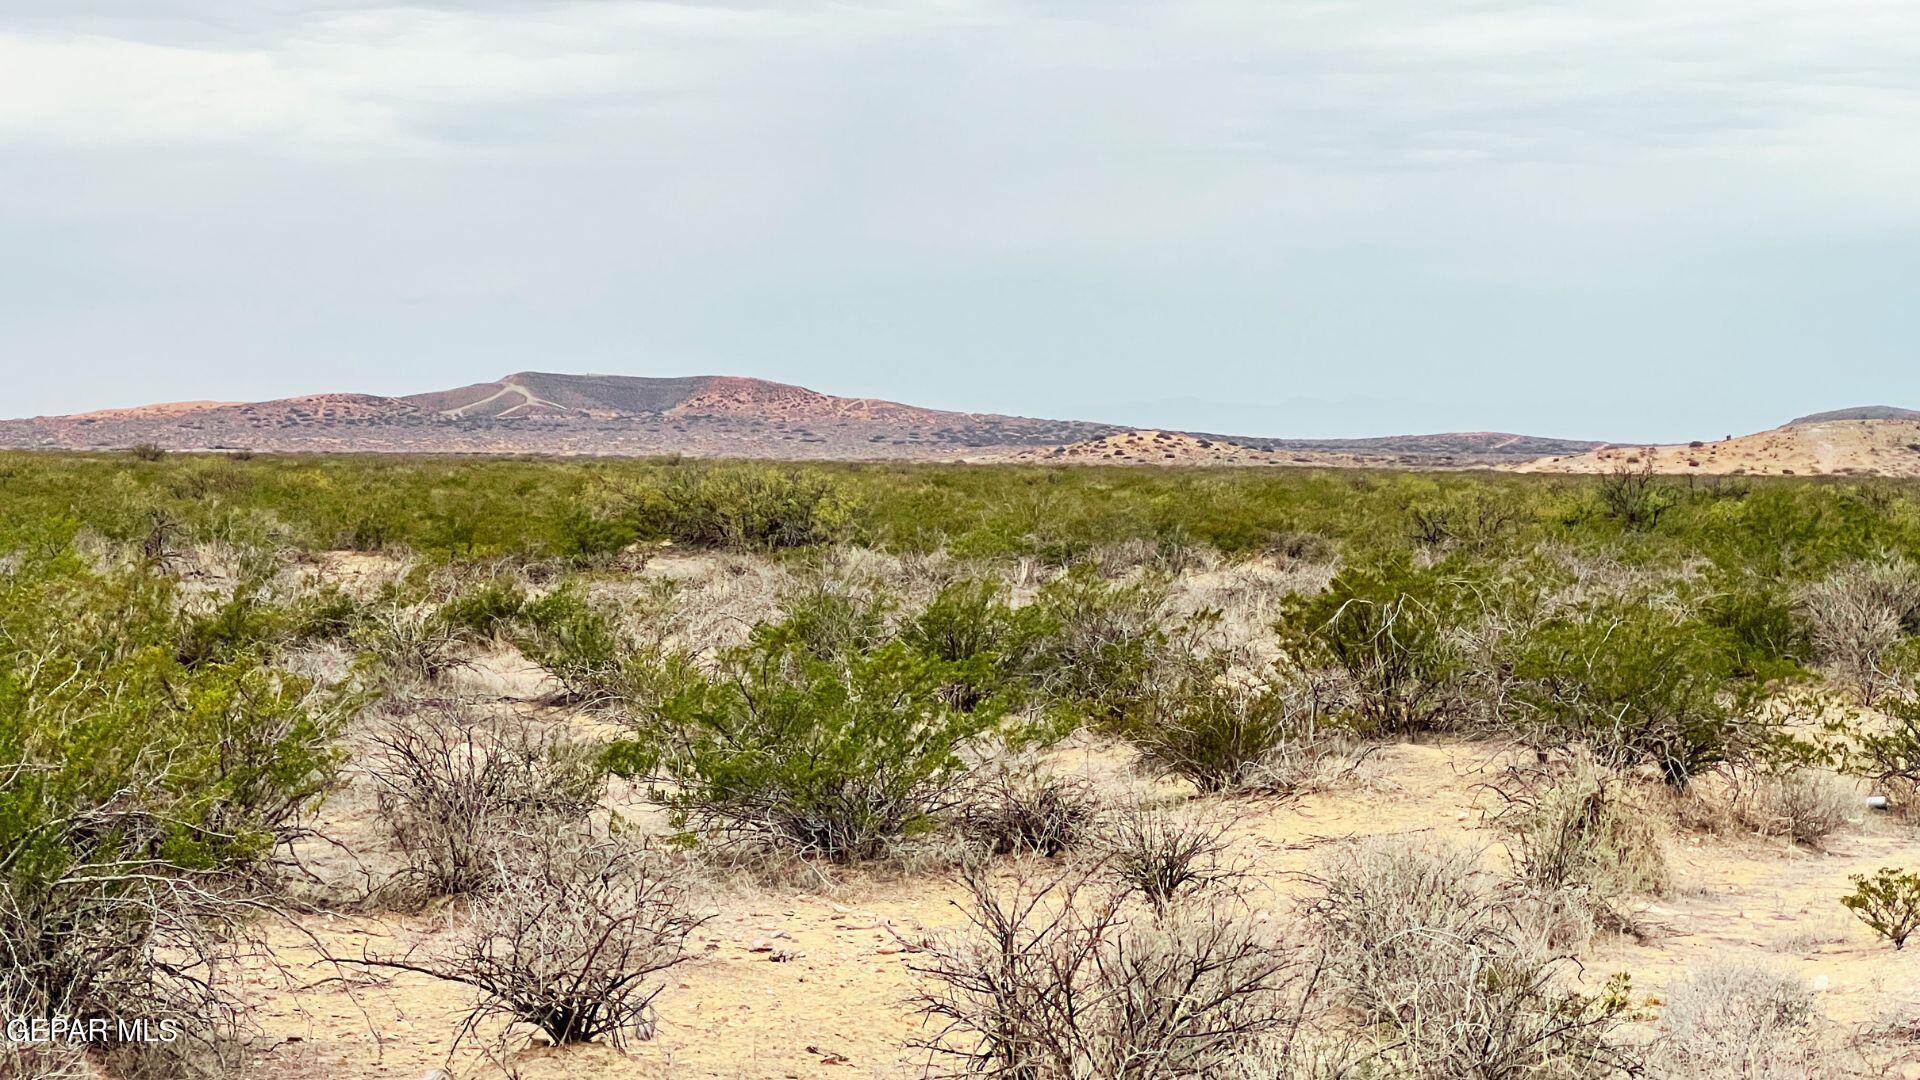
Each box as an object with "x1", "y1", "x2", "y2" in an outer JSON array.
[
  {"x1": 1732, "y1": 767, "x2": 1859, "y2": 847},
  {"x1": 1652, "y1": 960, "x2": 1829, "y2": 1079},
  {"x1": 1490, "y1": 752, "x2": 1670, "y2": 934},
  {"x1": 1304, "y1": 837, "x2": 1638, "y2": 1079}
]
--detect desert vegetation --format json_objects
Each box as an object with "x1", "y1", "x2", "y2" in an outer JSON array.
[{"x1": 2, "y1": 451, "x2": 1919, "y2": 1078}]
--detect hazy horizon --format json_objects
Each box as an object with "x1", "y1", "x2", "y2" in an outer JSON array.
[{"x1": 6, "y1": 2, "x2": 1918, "y2": 442}]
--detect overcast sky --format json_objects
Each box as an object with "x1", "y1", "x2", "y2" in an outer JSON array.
[{"x1": 4, "y1": 1, "x2": 1917, "y2": 441}]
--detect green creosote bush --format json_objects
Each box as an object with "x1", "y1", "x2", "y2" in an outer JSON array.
[
  {"x1": 288, "y1": 581, "x2": 364, "y2": 643},
  {"x1": 1596, "y1": 459, "x2": 1676, "y2": 530},
  {"x1": 1510, "y1": 599, "x2": 1773, "y2": 786},
  {"x1": 1274, "y1": 559, "x2": 1464, "y2": 736},
  {"x1": 776, "y1": 572, "x2": 896, "y2": 661},
  {"x1": 1124, "y1": 650, "x2": 1326, "y2": 794},
  {"x1": 548, "y1": 501, "x2": 640, "y2": 565},
  {"x1": 899, "y1": 577, "x2": 1049, "y2": 712},
  {"x1": 1850, "y1": 693, "x2": 1920, "y2": 811},
  {"x1": 638, "y1": 466, "x2": 855, "y2": 551},
  {"x1": 1023, "y1": 565, "x2": 1176, "y2": 725},
  {"x1": 434, "y1": 575, "x2": 530, "y2": 640},
  {"x1": 1700, "y1": 576, "x2": 1812, "y2": 680},
  {"x1": 1840, "y1": 867, "x2": 1920, "y2": 950},
  {"x1": 510, "y1": 585, "x2": 633, "y2": 702},
  {"x1": 0, "y1": 541, "x2": 357, "y2": 1034},
  {"x1": 173, "y1": 578, "x2": 296, "y2": 668},
  {"x1": 604, "y1": 622, "x2": 1010, "y2": 863}
]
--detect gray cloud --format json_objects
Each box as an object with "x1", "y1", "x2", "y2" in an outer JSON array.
[{"x1": 4, "y1": 1, "x2": 1918, "y2": 437}]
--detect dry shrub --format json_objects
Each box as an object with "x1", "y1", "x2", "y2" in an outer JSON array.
[
  {"x1": 956, "y1": 757, "x2": 1098, "y2": 857},
  {"x1": 360, "y1": 834, "x2": 703, "y2": 1049},
  {"x1": 1653, "y1": 960, "x2": 1828, "y2": 1079},
  {"x1": 1305, "y1": 837, "x2": 1637, "y2": 1079},
  {"x1": 1097, "y1": 803, "x2": 1239, "y2": 909},
  {"x1": 353, "y1": 599, "x2": 469, "y2": 687},
  {"x1": 1081, "y1": 536, "x2": 1219, "y2": 579},
  {"x1": 1732, "y1": 767, "x2": 1858, "y2": 847},
  {"x1": 914, "y1": 864, "x2": 1305, "y2": 1079},
  {"x1": 368, "y1": 707, "x2": 603, "y2": 899},
  {"x1": 0, "y1": 1044, "x2": 89, "y2": 1080},
  {"x1": 1491, "y1": 753, "x2": 1670, "y2": 933},
  {"x1": 1165, "y1": 556, "x2": 1337, "y2": 658},
  {"x1": 1799, "y1": 557, "x2": 1920, "y2": 703}
]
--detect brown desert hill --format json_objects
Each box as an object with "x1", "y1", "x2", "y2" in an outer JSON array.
[
  {"x1": 1000, "y1": 428, "x2": 1599, "y2": 469},
  {"x1": 1512, "y1": 410, "x2": 1920, "y2": 478},
  {"x1": 1787, "y1": 405, "x2": 1920, "y2": 425},
  {"x1": 0, "y1": 370, "x2": 1600, "y2": 465},
  {"x1": 1005, "y1": 429, "x2": 1302, "y2": 466},
  {"x1": 0, "y1": 372, "x2": 1125, "y2": 459}
]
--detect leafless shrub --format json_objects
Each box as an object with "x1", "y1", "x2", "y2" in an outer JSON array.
[
  {"x1": 956, "y1": 757, "x2": 1098, "y2": 857},
  {"x1": 0, "y1": 1043, "x2": 90, "y2": 1080},
  {"x1": 358, "y1": 834, "x2": 703, "y2": 1050},
  {"x1": 1731, "y1": 767, "x2": 1858, "y2": 847},
  {"x1": 1489, "y1": 753, "x2": 1670, "y2": 934},
  {"x1": 1652, "y1": 960, "x2": 1828, "y2": 1079},
  {"x1": 368, "y1": 708, "x2": 603, "y2": 899},
  {"x1": 1799, "y1": 557, "x2": 1920, "y2": 703},
  {"x1": 914, "y1": 863, "x2": 1307, "y2": 1079},
  {"x1": 1303, "y1": 837, "x2": 1637, "y2": 1079},
  {"x1": 1097, "y1": 803, "x2": 1240, "y2": 908},
  {"x1": 0, "y1": 867, "x2": 259, "y2": 1080}
]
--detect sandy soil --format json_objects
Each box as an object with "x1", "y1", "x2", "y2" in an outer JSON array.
[{"x1": 247, "y1": 727, "x2": 1920, "y2": 1079}]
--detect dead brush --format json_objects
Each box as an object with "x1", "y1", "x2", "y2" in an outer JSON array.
[
  {"x1": 367, "y1": 707, "x2": 603, "y2": 900},
  {"x1": 1728, "y1": 766, "x2": 1859, "y2": 847},
  {"x1": 1097, "y1": 802, "x2": 1243, "y2": 909},
  {"x1": 1798, "y1": 556, "x2": 1920, "y2": 704},
  {"x1": 1652, "y1": 960, "x2": 1829, "y2": 1079},
  {"x1": 956, "y1": 757, "x2": 1099, "y2": 857},
  {"x1": 1303, "y1": 837, "x2": 1639, "y2": 1079},
  {"x1": 1486, "y1": 751, "x2": 1670, "y2": 935},
  {"x1": 354, "y1": 833, "x2": 704, "y2": 1050},
  {"x1": 913, "y1": 862, "x2": 1308, "y2": 1080}
]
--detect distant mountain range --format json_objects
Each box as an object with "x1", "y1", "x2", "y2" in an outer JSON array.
[{"x1": 0, "y1": 372, "x2": 1605, "y2": 466}]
